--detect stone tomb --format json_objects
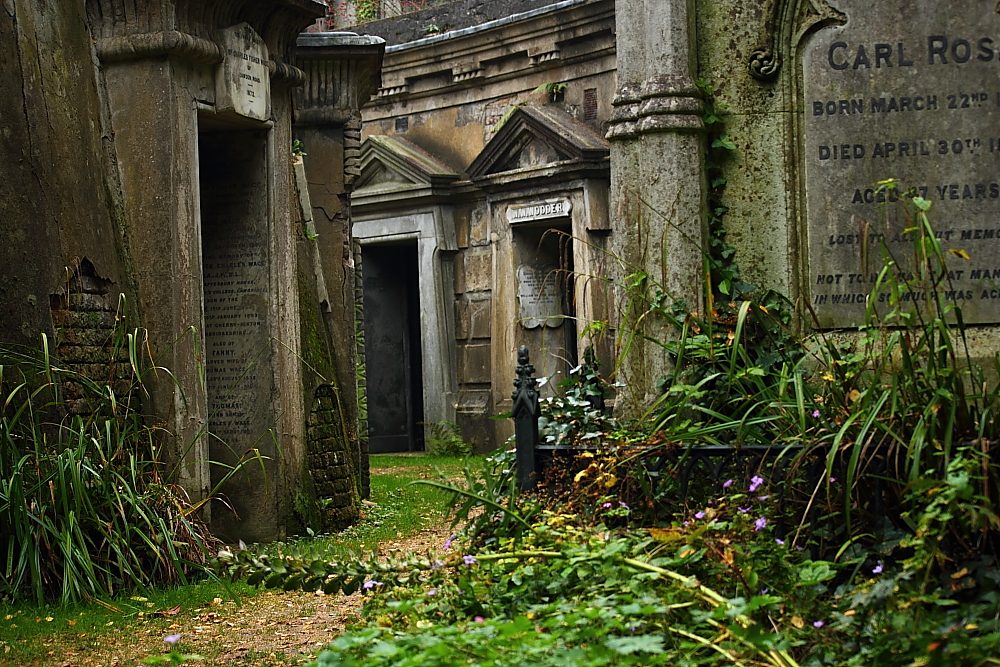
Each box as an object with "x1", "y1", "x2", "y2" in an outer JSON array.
[{"x1": 804, "y1": 0, "x2": 1000, "y2": 327}]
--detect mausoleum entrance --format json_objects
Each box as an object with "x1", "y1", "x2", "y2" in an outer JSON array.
[{"x1": 360, "y1": 241, "x2": 426, "y2": 453}]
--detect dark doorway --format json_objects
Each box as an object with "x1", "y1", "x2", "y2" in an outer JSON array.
[{"x1": 361, "y1": 242, "x2": 424, "y2": 453}]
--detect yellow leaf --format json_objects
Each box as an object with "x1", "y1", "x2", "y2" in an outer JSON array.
[
  {"x1": 573, "y1": 469, "x2": 589, "y2": 483},
  {"x1": 849, "y1": 389, "x2": 861, "y2": 402},
  {"x1": 951, "y1": 568, "x2": 970, "y2": 579},
  {"x1": 948, "y1": 248, "x2": 971, "y2": 260},
  {"x1": 601, "y1": 474, "x2": 618, "y2": 488},
  {"x1": 791, "y1": 616, "x2": 805, "y2": 629},
  {"x1": 67, "y1": 619, "x2": 77, "y2": 627},
  {"x1": 648, "y1": 528, "x2": 683, "y2": 542},
  {"x1": 45, "y1": 617, "x2": 53, "y2": 622},
  {"x1": 821, "y1": 372, "x2": 836, "y2": 382}
]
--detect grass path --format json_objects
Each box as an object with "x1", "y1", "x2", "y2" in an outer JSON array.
[{"x1": 0, "y1": 455, "x2": 473, "y2": 667}]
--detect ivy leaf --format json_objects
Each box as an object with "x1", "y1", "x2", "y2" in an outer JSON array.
[
  {"x1": 604, "y1": 635, "x2": 666, "y2": 655},
  {"x1": 712, "y1": 134, "x2": 737, "y2": 150}
]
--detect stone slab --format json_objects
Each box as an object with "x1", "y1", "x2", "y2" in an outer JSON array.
[
  {"x1": 516, "y1": 264, "x2": 563, "y2": 328},
  {"x1": 803, "y1": 0, "x2": 1000, "y2": 326},
  {"x1": 216, "y1": 23, "x2": 270, "y2": 121}
]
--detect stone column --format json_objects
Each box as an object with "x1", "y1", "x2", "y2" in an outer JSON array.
[
  {"x1": 293, "y1": 33, "x2": 384, "y2": 500},
  {"x1": 607, "y1": 0, "x2": 707, "y2": 414}
]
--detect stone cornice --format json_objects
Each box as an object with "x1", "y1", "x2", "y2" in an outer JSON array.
[
  {"x1": 96, "y1": 31, "x2": 307, "y2": 86},
  {"x1": 363, "y1": 0, "x2": 614, "y2": 106},
  {"x1": 86, "y1": 0, "x2": 324, "y2": 77}
]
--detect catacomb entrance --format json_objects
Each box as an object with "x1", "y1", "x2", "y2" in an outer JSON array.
[
  {"x1": 361, "y1": 241, "x2": 425, "y2": 453},
  {"x1": 198, "y1": 124, "x2": 277, "y2": 542}
]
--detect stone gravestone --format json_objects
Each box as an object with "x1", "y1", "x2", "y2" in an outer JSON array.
[
  {"x1": 803, "y1": 0, "x2": 1000, "y2": 327},
  {"x1": 217, "y1": 23, "x2": 271, "y2": 121},
  {"x1": 516, "y1": 264, "x2": 564, "y2": 328}
]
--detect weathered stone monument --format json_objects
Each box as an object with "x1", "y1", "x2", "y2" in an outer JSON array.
[
  {"x1": 803, "y1": 0, "x2": 1000, "y2": 327},
  {"x1": 1, "y1": 0, "x2": 383, "y2": 542},
  {"x1": 608, "y1": 0, "x2": 1000, "y2": 411}
]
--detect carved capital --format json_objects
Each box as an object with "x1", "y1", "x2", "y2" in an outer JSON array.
[{"x1": 746, "y1": 0, "x2": 846, "y2": 85}]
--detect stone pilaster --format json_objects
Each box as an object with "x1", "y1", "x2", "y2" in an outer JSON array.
[{"x1": 607, "y1": 0, "x2": 707, "y2": 414}]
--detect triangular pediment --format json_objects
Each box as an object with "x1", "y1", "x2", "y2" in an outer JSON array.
[
  {"x1": 468, "y1": 105, "x2": 609, "y2": 181},
  {"x1": 354, "y1": 135, "x2": 459, "y2": 196}
]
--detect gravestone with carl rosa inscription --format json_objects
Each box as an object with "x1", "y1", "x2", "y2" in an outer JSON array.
[
  {"x1": 517, "y1": 264, "x2": 564, "y2": 329},
  {"x1": 804, "y1": 0, "x2": 1000, "y2": 327},
  {"x1": 217, "y1": 23, "x2": 271, "y2": 121}
]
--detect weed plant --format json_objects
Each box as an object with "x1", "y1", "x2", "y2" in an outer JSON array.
[{"x1": 0, "y1": 336, "x2": 218, "y2": 605}]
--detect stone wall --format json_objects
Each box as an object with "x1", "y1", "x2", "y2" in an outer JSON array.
[{"x1": 306, "y1": 384, "x2": 360, "y2": 529}]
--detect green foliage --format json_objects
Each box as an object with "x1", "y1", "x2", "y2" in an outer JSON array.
[
  {"x1": 421, "y1": 421, "x2": 473, "y2": 457},
  {"x1": 539, "y1": 354, "x2": 610, "y2": 447},
  {"x1": 0, "y1": 337, "x2": 219, "y2": 605}
]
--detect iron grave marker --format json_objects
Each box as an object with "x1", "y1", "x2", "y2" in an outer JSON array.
[{"x1": 803, "y1": 0, "x2": 1000, "y2": 327}]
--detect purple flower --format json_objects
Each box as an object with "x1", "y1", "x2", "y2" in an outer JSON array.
[
  {"x1": 775, "y1": 539, "x2": 785, "y2": 546},
  {"x1": 683, "y1": 520, "x2": 690, "y2": 527},
  {"x1": 463, "y1": 555, "x2": 477, "y2": 565},
  {"x1": 363, "y1": 580, "x2": 382, "y2": 590},
  {"x1": 812, "y1": 409, "x2": 821, "y2": 418},
  {"x1": 474, "y1": 616, "x2": 485, "y2": 623},
  {"x1": 829, "y1": 477, "x2": 836, "y2": 484},
  {"x1": 759, "y1": 589, "x2": 769, "y2": 595},
  {"x1": 813, "y1": 620, "x2": 825, "y2": 628},
  {"x1": 757, "y1": 495, "x2": 770, "y2": 501},
  {"x1": 431, "y1": 559, "x2": 444, "y2": 570},
  {"x1": 872, "y1": 562, "x2": 883, "y2": 575},
  {"x1": 164, "y1": 634, "x2": 182, "y2": 645},
  {"x1": 602, "y1": 502, "x2": 613, "y2": 508},
  {"x1": 619, "y1": 501, "x2": 629, "y2": 509},
  {"x1": 722, "y1": 479, "x2": 734, "y2": 489},
  {"x1": 738, "y1": 506, "x2": 751, "y2": 514},
  {"x1": 754, "y1": 517, "x2": 767, "y2": 532},
  {"x1": 427, "y1": 588, "x2": 437, "y2": 596},
  {"x1": 443, "y1": 535, "x2": 455, "y2": 551},
  {"x1": 695, "y1": 511, "x2": 706, "y2": 520},
  {"x1": 749, "y1": 475, "x2": 765, "y2": 493}
]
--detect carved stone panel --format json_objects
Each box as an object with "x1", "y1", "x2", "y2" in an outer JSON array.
[
  {"x1": 217, "y1": 23, "x2": 270, "y2": 121},
  {"x1": 803, "y1": 0, "x2": 1000, "y2": 327},
  {"x1": 200, "y1": 130, "x2": 275, "y2": 541},
  {"x1": 517, "y1": 264, "x2": 563, "y2": 329}
]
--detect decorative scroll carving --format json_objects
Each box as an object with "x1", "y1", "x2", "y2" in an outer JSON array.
[
  {"x1": 748, "y1": 47, "x2": 780, "y2": 81},
  {"x1": 747, "y1": 0, "x2": 845, "y2": 84}
]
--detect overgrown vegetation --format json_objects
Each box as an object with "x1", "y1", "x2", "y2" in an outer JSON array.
[
  {"x1": 215, "y1": 92, "x2": 1000, "y2": 664},
  {"x1": 0, "y1": 336, "x2": 218, "y2": 606}
]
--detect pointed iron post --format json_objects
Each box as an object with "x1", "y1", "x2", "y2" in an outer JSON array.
[{"x1": 511, "y1": 345, "x2": 540, "y2": 491}]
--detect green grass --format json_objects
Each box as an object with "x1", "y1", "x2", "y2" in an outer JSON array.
[
  {"x1": 266, "y1": 454, "x2": 481, "y2": 557},
  {"x1": 0, "y1": 453, "x2": 479, "y2": 665}
]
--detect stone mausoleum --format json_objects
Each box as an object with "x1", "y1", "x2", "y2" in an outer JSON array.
[
  {"x1": 1, "y1": 0, "x2": 383, "y2": 542},
  {"x1": 335, "y1": 0, "x2": 616, "y2": 451}
]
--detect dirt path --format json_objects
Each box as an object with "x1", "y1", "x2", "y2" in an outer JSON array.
[{"x1": 35, "y1": 525, "x2": 452, "y2": 667}]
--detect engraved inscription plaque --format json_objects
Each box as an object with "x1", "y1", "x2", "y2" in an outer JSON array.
[
  {"x1": 217, "y1": 23, "x2": 270, "y2": 121},
  {"x1": 517, "y1": 264, "x2": 564, "y2": 329},
  {"x1": 506, "y1": 198, "x2": 572, "y2": 224},
  {"x1": 199, "y1": 130, "x2": 274, "y2": 540},
  {"x1": 803, "y1": 1, "x2": 1000, "y2": 327}
]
